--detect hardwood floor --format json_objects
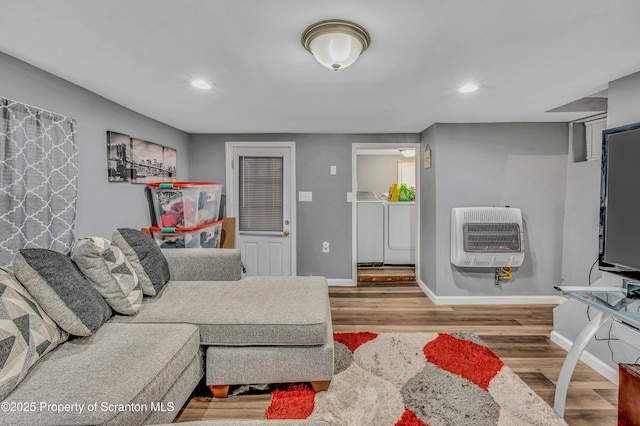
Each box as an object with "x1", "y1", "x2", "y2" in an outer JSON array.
[
  {"x1": 357, "y1": 265, "x2": 416, "y2": 283},
  {"x1": 175, "y1": 283, "x2": 618, "y2": 425}
]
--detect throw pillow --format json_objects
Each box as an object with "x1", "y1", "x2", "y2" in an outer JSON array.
[
  {"x1": 71, "y1": 237, "x2": 142, "y2": 315},
  {"x1": 12, "y1": 249, "x2": 113, "y2": 336},
  {"x1": 112, "y1": 228, "x2": 170, "y2": 296},
  {"x1": 0, "y1": 267, "x2": 67, "y2": 399}
]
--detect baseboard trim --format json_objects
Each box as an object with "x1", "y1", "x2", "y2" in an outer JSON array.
[
  {"x1": 550, "y1": 330, "x2": 618, "y2": 384},
  {"x1": 416, "y1": 278, "x2": 438, "y2": 303},
  {"x1": 433, "y1": 295, "x2": 566, "y2": 305},
  {"x1": 415, "y1": 278, "x2": 565, "y2": 305},
  {"x1": 327, "y1": 279, "x2": 356, "y2": 287}
]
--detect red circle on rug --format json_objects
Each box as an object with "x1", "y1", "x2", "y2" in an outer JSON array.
[
  {"x1": 396, "y1": 408, "x2": 430, "y2": 426},
  {"x1": 333, "y1": 331, "x2": 378, "y2": 353},
  {"x1": 422, "y1": 333, "x2": 504, "y2": 391},
  {"x1": 266, "y1": 384, "x2": 315, "y2": 419}
]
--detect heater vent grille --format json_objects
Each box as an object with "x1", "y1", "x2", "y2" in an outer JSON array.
[{"x1": 463, "y1": 223, "x2": 521, "y2": 252}]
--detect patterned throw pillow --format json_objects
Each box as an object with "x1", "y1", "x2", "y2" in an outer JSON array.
[
  {"x1": 0, "y1": 267, "x2": 67, "y2": 399},
  {"x1": 112, "y1": 228, "x2": 170, "y2": 296},
  {"x1": 71, "y1": 237, "x2": 142, "y2": 315},
  {"x1": 12, "y1": 249, "x2": 113, "y2": 336}
]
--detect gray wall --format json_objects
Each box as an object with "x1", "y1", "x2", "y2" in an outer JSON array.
[
  {"x1": 559, "y1": 159, "x2": 600, "y2": 286},
  {"x1": 420, "y1": 125, "x2": 438, "y2": 293},
  {"x1": 556, "y1": 70, "x2": 640, "y2": 371},
  {"x1": 608, "y1": 72, "x2": 640, "y2": 128},
  {"x1": 572, "y1": 123, "x2": 587, "y2": 163},
  {"x1": 190, "y1": 133, "x2": 419, "y2": 279},
  {"x1": 0, "y1": 52, "x2": 191, "y2": 240},
  {"x1": 419, "y1": 123, "x2": 568, "y2": 296}
]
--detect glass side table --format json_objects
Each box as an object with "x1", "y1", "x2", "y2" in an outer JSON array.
[{"x1": 553, "y1": 286, "x2": 640, "y2": 418}]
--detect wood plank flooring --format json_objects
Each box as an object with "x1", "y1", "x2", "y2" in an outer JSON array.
[
  {"x1": 357, "y1": 266, "x2": 416, "y2": 283},
  {"x1": 175, "y1": 283, "x2": 618, "y2": 425}
]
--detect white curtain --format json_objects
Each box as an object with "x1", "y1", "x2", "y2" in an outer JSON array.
[{"x1": 0, "y1": 97, "x2": 78, "y2": 268}]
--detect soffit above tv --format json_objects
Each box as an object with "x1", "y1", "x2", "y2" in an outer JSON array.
[{"x1": 546, "y1": 94, "x2": 608, "y2": 114}]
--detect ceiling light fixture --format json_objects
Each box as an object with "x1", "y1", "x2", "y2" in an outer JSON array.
[
  {"x1": 191, "y1": 79, "x2": 212, "y2": 90},
  {"x1": 302, "y1": 19, "x2": 371, "y2": 71},
  {"x1": 458, "y1": 83, "x2": 479, "y2": 93},
  {"x1": 399, "y1": 149, "x2": 416, "y2": 158}
]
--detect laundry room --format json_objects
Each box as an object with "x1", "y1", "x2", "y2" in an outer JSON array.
[{"x1": 355, "y1": 147, "x2": 417, "y2": 283}]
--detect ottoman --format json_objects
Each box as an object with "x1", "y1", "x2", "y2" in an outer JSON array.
[{"x1": 204, "y1": 276, "x2": 334, "y2": 397}]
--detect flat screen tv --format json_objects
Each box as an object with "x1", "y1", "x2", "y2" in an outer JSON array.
[{"x1": 599, "y1": 121, "x2": 640, "y2": 277}]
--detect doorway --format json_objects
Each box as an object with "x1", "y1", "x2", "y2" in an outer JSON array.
[
  {"x1": 351, "y1": 143, "x2": 420, "y2": 284},
  {"x1": 225, "y1": 142, "x2": 296, "y2": 276}
]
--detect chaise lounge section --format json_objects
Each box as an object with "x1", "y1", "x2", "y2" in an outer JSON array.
[
  {"x1": 116, "y1": 250, "x2": 335, "y2": 398},
  {"x1": 0, "y1": 229, "x2": 334, "y2": 424}
]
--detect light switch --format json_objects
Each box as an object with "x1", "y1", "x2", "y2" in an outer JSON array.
[
  {"x1": 330, "y1": 165, "x2": 337, "y2": 175},
  {"x1": 299, "y1": 191, "x2": 312, "y2": 202},
  {"x1": 346, "y1": 192, "x2": 355, "y2": 203}
]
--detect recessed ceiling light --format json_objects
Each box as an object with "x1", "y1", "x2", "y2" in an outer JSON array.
[
  {"x1": 458, "y1": 83, "x2": 479, "y2": 93},
  {"x1": 191, "y1": 79, "x2": 212, "y2": 90}
]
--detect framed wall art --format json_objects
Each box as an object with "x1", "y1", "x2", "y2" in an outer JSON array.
[
  {"x1": 130, "y1": 138, "x2": 177, "y2": 184},
  {"x1": 162, "y1": 145, "x2": 177, "y2": 182},
  {"x1": 107, "y1": 131, "x2": 131, "y2": 182}
]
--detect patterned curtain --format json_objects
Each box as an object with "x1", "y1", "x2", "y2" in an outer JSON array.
[{"x1": 0, "y1": 97, "x2": 78, "y2": 268}]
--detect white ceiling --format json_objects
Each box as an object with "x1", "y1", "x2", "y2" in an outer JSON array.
[{"x1": 1, "y1": 1, "x2": 640, "y2": 134}]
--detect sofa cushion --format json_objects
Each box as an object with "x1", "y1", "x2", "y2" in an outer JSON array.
[
  {"x1": 0, "y1": 267, "x2": 67, "y2": 399},
  {"x1": 161, "y1": 248, "x2": 242, "y2": 281},
  {"x1": 115, "y1": 276, "x2": 330, "y2": 346},
  {"x1": 71, "y1": 236, "x2": 142, "y2": 315},
  {"x1": 12, "y1": 249, "x2": 113, "y2": 336},
  {"x1": 113, "y1": 228, "x2": 170, "y2": 296},
  {"x1": 0, "y1": 322, "x2": 202, "y2": 425}
]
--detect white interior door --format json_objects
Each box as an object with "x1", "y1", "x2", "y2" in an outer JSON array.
[{"x1": 228, "y1": 144, "x2": 294, "y2": 276}]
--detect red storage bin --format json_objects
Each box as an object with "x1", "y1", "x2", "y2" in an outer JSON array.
[
  {"x1": 148, "y1": 182, "x2": 223, "y2": 228},
  {"x1": 150, "y1": 220, "x2": 223, "y2": 249}
]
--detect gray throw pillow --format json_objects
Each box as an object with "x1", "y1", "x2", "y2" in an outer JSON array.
[
  {"x1": 0, "y1": 268, "x2": 67, "y2": 399},
  {"x1": 112, "y1": 228, "x2": 170, "y2": 296},
  {"x1": 71, "y1": 237, "x2": 142, "y2": 315},
  {"x1": 13, "y1": 249, "x2": 113, "y2": 336}
]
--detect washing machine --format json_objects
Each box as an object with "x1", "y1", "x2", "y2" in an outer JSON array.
[
  {"x1": 357, "y1": 192, "x2": 384, "y2": 264},
  {"x1": 384, "y1": 201, "x2": 415, "y2": 264}
]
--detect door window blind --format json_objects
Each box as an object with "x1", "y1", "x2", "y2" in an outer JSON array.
[
  {"x1": 585, "y1": 117, "x2": 607, "y2": 161},
  {"x1": 238, "y1": 156, "x2": 284, "y2": 232}
]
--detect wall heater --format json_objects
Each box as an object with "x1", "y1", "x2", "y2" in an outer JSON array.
[{"x1": 450, "y1": 207, "x2": 525, "y2": 267}]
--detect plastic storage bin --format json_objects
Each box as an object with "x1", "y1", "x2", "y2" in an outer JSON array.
[
  {"x1": 150, "y1": 220, "x2": 223, "y2": 249},
  {"x1": 148, "y1": 182, "x2": 223, "y2": 228}
]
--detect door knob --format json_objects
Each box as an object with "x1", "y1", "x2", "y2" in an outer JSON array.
[
  {"x1": 283, "y1": 231, "x2": 290, "y2": 236},
  {"x1": 284, "y1": 220, "x2": 290, "y2": 225}
]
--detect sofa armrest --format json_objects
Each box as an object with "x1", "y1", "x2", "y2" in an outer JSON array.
[{"x1": 161, "y1": 248, "x2": 242, "y2": 281}]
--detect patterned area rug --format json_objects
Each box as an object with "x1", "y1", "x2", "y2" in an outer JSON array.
[{"x1": 266, "y1": 332, "x2": 567, "y2": 425}]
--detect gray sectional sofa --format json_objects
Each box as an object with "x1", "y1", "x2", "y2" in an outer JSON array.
[{"x1": 0, "y1": 230, "x2": 334, "y2": 425}]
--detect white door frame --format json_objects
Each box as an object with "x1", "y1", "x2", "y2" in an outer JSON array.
[
  {"x1": 225, "y1": 141, "x2": 297, "y2": 276},
  {"x1": 351, "y1": 143, "x2": 421, "y2": 284}
]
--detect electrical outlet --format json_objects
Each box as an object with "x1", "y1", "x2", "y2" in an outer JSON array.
[
  {"x1": 298, "y1": 191, "x2": 312, "y2": 202},
  {"x1": 322, "y1": 242, "x2": 330, "y2": 253}
]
